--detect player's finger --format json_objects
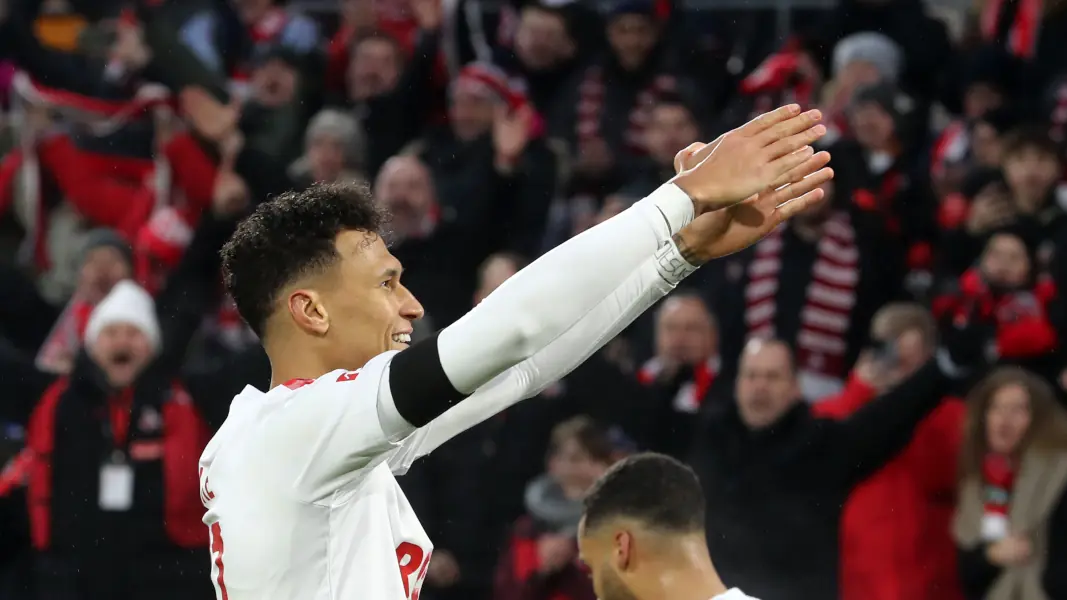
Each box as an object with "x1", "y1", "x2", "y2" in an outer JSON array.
[
  {"x1": 737, "y1": 104, "x2": 802, "y2": 136},
  {"x1": 674, "y1": 142, "x2": 707, "y2": 174},
  {"x1": 763, "y1": 124, "x2": 827, "y2": 162},
  {"x1": 769, "y1": 151, "x2": 832, "y2": 189},
  {"x1": 774, "y1": 187, "x2": 827, "y2": 221},
  {"x1": 765, "y1": 146, "x2": 815, "y2": 185},
  {"x1": 755, "y1": 109, "x2": 823, "y2": 147},
  {"x1": 764, "y1": 167, "x2": 834, "y2": 209}
]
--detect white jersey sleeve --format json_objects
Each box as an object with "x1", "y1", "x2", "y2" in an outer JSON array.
[
  {"x1": 387, "y1": 240, "x2": 691, "y2": 474},
  {"x1": 277, "y1": 351, "x2": 416, "y2": 500}
]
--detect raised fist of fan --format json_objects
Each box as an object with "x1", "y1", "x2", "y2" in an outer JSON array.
[
  {"x1": 670, "y1": 138, "x2": 834, "y2": 263},
  {"x1": 672, "y1": 104, "x2": 827, "y2": 214}
]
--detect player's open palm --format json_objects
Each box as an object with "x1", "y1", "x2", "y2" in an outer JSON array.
[
  {"x1": 672, "y1": 142, "x2": 834, "y2": 261},
  {"x1": 673, "y1": 104, "x2": 827, "y2": 213}
]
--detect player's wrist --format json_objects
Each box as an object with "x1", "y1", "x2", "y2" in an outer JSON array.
[
  {"x1": 671, "y1": 171, "x2": 726, "y2": 216},
  {"x1": 644, "y1": 182, "x2": 696, "y2": 235},
  {"x1": 654, "y1": 235, "x2": 701, "y2": 284}
]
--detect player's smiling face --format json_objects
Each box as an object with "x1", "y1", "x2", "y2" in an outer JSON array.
[{"x1": 305, "y1": 230, "x2": 423, "y2": 368}]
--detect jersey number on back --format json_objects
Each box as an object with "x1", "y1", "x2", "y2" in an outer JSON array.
[
  {"x1": 210, "y1": 522, "x2": 229, "y2": 600},
  {"x1": 395, "y1": 542, "x2": 431, "y2": 600}
]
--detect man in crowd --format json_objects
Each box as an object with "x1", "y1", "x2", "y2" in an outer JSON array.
[{"x1": 689, "y1": 335, "x2": 968, "y2": 600}]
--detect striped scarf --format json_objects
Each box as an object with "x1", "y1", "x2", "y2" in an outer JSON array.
[
  {"x1": 575, "y1": 66, "x2": 675, "y2": 155},
  {"x1": 981, "y1": 0, "x2": 1044, "y2": 59},
  {"x1": 744, "y1": 213, "x2": 859, "y2": 400},
  {"x1": 930, "y1": 120, "x2": 971, "y2": 180},
  {"x1": 637, "y1": 356, "x2": 719, "y2": 413},
  {"x1": 980, "y1": 453, "x2": 1015, "y2": 541}
]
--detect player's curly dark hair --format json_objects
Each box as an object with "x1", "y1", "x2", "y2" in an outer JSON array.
[
  {"x1": 583, "y1": 452, "x2": 705, "y2": 533},
  {"x1": 221, "y1": 182, "x2": 387, "y2": 338}
]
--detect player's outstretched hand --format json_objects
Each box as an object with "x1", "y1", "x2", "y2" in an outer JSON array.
[
  {"x1": 670, "y1": 142, "x2": 834, "y2": 263},
  {"x1": 671, "y1": 104, "x2": 826, "y2": 214}
]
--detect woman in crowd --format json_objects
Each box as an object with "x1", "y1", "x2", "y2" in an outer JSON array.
[{"x1": 953, "y1": 367, "x2": 1067, "y2": 600}]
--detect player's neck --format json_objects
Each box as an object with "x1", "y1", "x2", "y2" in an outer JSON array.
[
  {"x1": 265, "y1": 341, "x2": 333, "y2": 390},
  {"x1": 642, "y1": 541, "x2": 727, "y2": 600}
]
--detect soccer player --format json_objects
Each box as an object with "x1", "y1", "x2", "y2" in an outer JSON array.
[
  {"x1": 198, "y1": 104, "x2": 830, "y2": 600},
  {"x1": 578, "y1": 453, "x2": 754, "y2": 600}
]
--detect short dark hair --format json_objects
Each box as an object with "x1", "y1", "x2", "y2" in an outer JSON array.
[
  {"x1": 582, "y1": 452, "x2": 705, "y2": 533},
  {"x1": 1002, "y1": 125, "x2": 1062, "y2": 163},
  {"x1": 221, "y1": 182, "x2": 387, "y2": 337},
  {"x1": 548, "y1": 416, "x2": 615, "y2": 464}
]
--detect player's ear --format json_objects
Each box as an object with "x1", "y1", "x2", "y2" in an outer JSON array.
[
  {"x1": 288, "y1": 289, "x2": 330, "y2": 336},
  {"x1": 613, "y1": 529, "x2": 633, "y2": 570}
]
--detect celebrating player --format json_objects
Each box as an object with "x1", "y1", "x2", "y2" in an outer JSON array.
[
  {"x1": 198, "y1": 104, "x2": 831, "y2": 600},
  {"x1": 577, "y1": 453, "x2": 754, "y2": 600}
]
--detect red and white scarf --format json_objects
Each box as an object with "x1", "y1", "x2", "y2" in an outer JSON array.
[
  {"x1": 637, "y1": 356, "x2": 720, "y2": 413},
  {"x1": 575, "y1": 66, "x2": 675, "y2": 155},
  {"x1": 981, "y1": 0, "x2": 1043, "y2": 59},
  {"x1": 34, "y1": 295, "x2": 94, "y2": 374},
  {"x1": 745, "y1": 213, "x2": 859, "y2": 400},
  {"x1": 980, "y1": 453, "x2": 1015, "y2": 541},
  {"x1": 930, "y1": 119, "x2": 971, "y2": 180}
]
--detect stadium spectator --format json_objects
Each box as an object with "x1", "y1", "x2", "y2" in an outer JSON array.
[
  {"x1": 636, "y1": 292, "x2": 719, "y2": 460},
  {"x1": 689, "y1": 337, "x2": 966, "y2": 600},
  {"x1": 953, "y1": 367, "x2": 1067, "y2": 600},
  {"x1": 814, "y1": 303, "x2": 966, "y2": 600},
  {"x1": 492, "y1": 416, "x2": 617, "y2": 600}
]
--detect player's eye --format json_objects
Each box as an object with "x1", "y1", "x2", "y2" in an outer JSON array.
[{"x1": 380, "y1": 279, "x2": 393, "y2": 289}]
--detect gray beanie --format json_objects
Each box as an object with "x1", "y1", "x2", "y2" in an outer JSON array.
[
  {"x1": 832, "y1": 32, "x2": 903, "y2": 83},
  {"x1": 304, "y1": 108, "x2": 366, "y2": 169},
  {"x1": 81, "y1": 228, "x2": 133, "y2": 268}
]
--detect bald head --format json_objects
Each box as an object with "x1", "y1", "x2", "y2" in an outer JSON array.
[
  {"x1": 735, "y1": 339, "x2": 800, "y2": 429},
  {"x1": 655, "y1": 293, "x2": 717, "y2": 366},
  {"x1": 374, "y1": 155, "x2": 436, "y2": 239}
]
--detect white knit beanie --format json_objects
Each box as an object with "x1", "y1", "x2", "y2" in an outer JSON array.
[
  {"x1": 84, "y1": 280, "x2": 162, "y2": 352},
  {"x1": 832, "y1": 32, "x2": 903, "y2": 83}
]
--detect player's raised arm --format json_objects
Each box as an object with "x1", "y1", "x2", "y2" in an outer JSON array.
[
  {"x1": 388, "y1": 144, "x2": 834, "y2": 466},
  {"x1": 384, "y1": 106, "x2": 829, "y2": 432}
]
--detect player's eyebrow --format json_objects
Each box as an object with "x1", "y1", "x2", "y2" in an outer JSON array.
[{"x1": 381, "y1": 267, "x2": 403, "y2": 279}]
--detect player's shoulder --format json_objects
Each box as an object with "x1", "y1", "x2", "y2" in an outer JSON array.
[{"x1": 287, "y1": 351, "x2": 401, "y2": 397}]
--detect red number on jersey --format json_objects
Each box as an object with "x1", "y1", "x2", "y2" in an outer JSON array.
[
  {"x1": 210, "y1": 522, "x2": 230, "y2": 600},
  {"x1": 395, "y1": 542, "x2": 431, "y2": 599}
]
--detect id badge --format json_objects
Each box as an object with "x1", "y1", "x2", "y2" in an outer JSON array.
[{"x1": 99, "y1": 453, "x2": 134, "y2": 512}]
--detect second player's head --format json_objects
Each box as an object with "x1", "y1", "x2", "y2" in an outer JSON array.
[
  {"x1": 221, "y1": 182, "x2": 424, "y2": 372},
  {"x1": 578, "y1": 452, "x2": 708, "y2": 600}
]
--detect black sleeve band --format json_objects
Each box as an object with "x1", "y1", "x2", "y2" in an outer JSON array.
[{"x1": 389, "y1": 331, "x2": 469, "y2": 427}]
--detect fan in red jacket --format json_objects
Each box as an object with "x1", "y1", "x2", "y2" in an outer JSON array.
[
  {"x1": 813, "y1": 302, "x2": 965, "y2": 600},
  {"x1": 932, "y1": 227, "x2": 1058, "y2": 365}
]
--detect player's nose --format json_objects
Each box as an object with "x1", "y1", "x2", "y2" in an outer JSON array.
[{"x1": 398, "y1": 284, "x2": 425, "y2": 321}]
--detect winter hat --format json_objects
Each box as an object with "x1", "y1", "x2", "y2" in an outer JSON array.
[
  {"x1": 84, "y1": 280, "x2": 161, "y2": 352},
  {"x1": 832, "y1": 32, "x2": 902, "y2": 83},
  {"x1": 607, "y1": 0, "x2": 656, "y2": 19},
  {"x1": 304, "y1": 108, "x2": 366, "y2": 169},
  {"x1": 82, "y1": 228, "x2": 133, "y2": 268},
  {"x1": 850, "y1": 82, "x2": 915, "y2": 128},
  {"x1": 451, "y1": 61, "x2": 527, "y2": 110},
  {"x1": 959, "y1": 44, "x2": 1018, "y2": 93}
]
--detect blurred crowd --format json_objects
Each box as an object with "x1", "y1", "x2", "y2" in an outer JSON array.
[{"x1": 0, "y1": 0, "x2": 1065, "y2": 599}]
